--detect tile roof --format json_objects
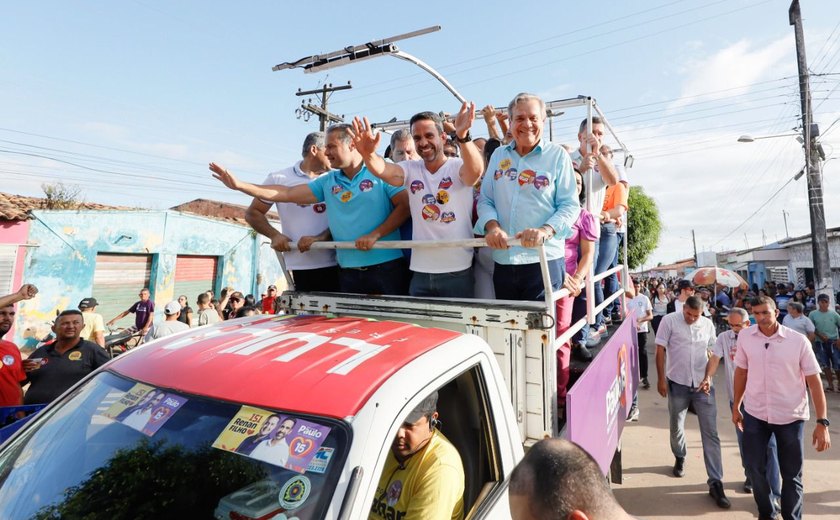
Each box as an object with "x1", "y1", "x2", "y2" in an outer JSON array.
[
  {"x1": 0, "y1": 192, "x2": 127, "y2": 221},
  {"x1": 170, "y1": 198, "x2": 279, "y2": 224}
]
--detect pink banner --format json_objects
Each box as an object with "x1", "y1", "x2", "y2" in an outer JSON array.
[{"x1": 565, "y1": 312, "x2": 639, "y2": 474}]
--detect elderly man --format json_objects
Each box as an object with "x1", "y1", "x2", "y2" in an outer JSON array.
[
  {"x1": 655, "y1": 296, "x2": 729, "y2": 508},
  {"x1": 733, "y1": 296, "x2": 830, "y2": 520},
  {"x1": 782, "y1": 302, "x2": 815, "y2": 342},
  {"x1": 240, "y1": 132, "x2": 339, "y2": 292},
  {"x1": 352, "y1": 102, "x2": 483, "y2": 297},
  {"x1": 509, "y1": 438, "x2": 635, "y2": 520},
  {"x1": 700, "y1": 308, "x2": 781, "y2": 498},
  {"x1": 370, "y1": 391, "x2": 464, "y2": 520},
  {"x1": 211, "y1": 124, "x2": 410, "y2": 295},
  {"x1": 23, "y1": 310, "x2": 110, "y2": 405},
  {"x1": 474, "y1": 93, "x2": 580, "y2": 300}
]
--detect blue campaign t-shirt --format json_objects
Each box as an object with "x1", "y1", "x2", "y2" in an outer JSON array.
[{"x1": 308, "y1": 166, "x2": 405, "y2": 268}]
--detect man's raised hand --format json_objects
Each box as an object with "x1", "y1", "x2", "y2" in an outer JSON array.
[
  {"x1": 209, "y1": 163, "x2": 241, "y2": 191},
  {"x1": 454, "y1": 101, "x2": 476, "y2": 138},
  {"x1": 350, "y1": 116, "x2": 381, "y2": 157}
]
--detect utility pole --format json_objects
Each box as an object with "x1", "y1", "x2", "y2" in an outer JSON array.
[
  {"x1": 790, "y1": 0, "x2": 833, "y2": 305},
  {"x1": 782, "y1": 210, "x2": 790, "y2": 238},
  {"x1": 691, "y1": 229, "x2": 698, "y2": 265},
  {"x1": 294, "y1": 82, "x2": 352, "y2": 132}
]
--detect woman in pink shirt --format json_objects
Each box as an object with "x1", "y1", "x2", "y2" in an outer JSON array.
[{"x1": 556, "y1": 170, "x2": 599, "y2": 413}]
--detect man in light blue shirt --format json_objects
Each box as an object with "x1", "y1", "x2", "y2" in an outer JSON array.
[
  {"x1": 475, "y1": 93, "x2": 579, "y2": 300},
  {"x1": 210, "y1": 124, "x2": 410, "y2": 295}
]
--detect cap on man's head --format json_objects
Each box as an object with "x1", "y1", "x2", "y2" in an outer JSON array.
[
  {"x1": 164, "y1": 301, "x2": 181, "y2": 315},
  {"x1": 677, "y1": 280, "x2": 694, "y2": 291},
  {"x1": 268, "y1": 285, "x2": 277, "y2": 291},
  {"x1": 818, "y1": 293, "x2": 830, "y2": 302},
  {"x1": 78, "y1": 297, "x2": 98, "y2": 309},
  {"x1": 404, "y1": 391, "x2": 438, "y2": 424}
]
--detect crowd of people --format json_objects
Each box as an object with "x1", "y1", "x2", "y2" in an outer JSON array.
[{"x1": 0, "y1": 282, "x2": 283, "y2": 409}]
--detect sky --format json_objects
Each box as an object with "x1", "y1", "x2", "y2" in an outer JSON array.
[{"x1": 2, "y1": 0, "x2": 839, "y2": 267}]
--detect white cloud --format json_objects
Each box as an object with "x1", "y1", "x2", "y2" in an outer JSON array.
[{"x1": 670, "y1": 36, "x2": 794, "y2": 109}]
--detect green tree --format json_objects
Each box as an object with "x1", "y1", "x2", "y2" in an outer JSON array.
[{"x1": 622, "y1": 186, "x2": 662, "y2": 270}]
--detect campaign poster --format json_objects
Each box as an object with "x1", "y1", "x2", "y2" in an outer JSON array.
[
  {"x1": 102, "y1": 383, "x2": 188, "y2": 436},
  {"x1": 101, "y1": 383, "x2": 156, "y2": 420},
  {"x1": 213, "y1": 405, "x2": 332, "y2": 473}
]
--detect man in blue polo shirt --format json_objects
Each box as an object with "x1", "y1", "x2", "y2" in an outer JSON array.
[
  {"x1": 475, "y1": 92, "x2": 579, "y2": 300},
  {"x1": 210, "y1": 124, "x2": 410, "y2": 295}
]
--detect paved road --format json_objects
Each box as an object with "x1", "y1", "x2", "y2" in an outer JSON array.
[{"x1": 613, "y1": 335, "x2": 840, "y2": 519}]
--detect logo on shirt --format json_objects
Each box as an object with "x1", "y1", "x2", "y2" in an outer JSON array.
[
  {"x1": 313, "y1": 203, "x2": 326, "y2": 213},
  {"x1": 359, "y1": 179, "x2": 374, "y2": 192},
  {"x1": 441, "y1": 211, "x2": 456, "y2": 223},
  {"x1": 436, "y1": 190, "x2": 450, "y2": 205},
  {"x1": 438, "y1": 176, "x2": 453, "y2": 190},
  {"x1": 506, "y1": 167, "x2": 518, "y2": 180},
  {"x1": 410, "y1": 180, "x2": 425, "y2": 194},
  {"x1": 339, "y1": 191, "x2": 353, "y2": 203},
  {"x1": 422, "y1": 204, "x2": 441, "y2": 221},
  {"x1": 68, "y1": 351, "x2": 82, "y2": 361},
  {"x1": 518, "y1": 169, "x2": 535, "y2": 186},
  {"x1": 386, "y1": 479, "x2": 403, "y2": 507},
  {"x1": 493, "y1": 169, "x2": 503, "y2": 180},
  {"x1": 534, "y1": 175, "x2": 549, "y2": 190},
  {"x1": 331, "y1": 185, "x2": 343, "y2": 195},
  {"x1": 421, "y1": 194, "x2": 436, "y2": 205},
  {"x1": 2, "y1": 355, "x2": 13, "y2": 366},
  {"x1": 499, "y1": 158, "x2": 512, "y2": 170}
]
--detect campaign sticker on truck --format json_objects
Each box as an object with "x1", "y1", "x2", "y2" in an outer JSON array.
[
  {"x1": 213, "y1": 406, "x2": 332, "y2": 473},
  {"x1": 305, "y1": 447, "x2": 334, "y2": 474},
  {"x1": 278, "y1": 475, "x2": 311, "y2": 510},
  {"x1": 101, "y1": 383, "x2": 188, "y2": 436}
]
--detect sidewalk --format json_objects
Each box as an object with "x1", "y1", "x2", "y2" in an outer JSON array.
[{"x1": 613, "y1": 334, "x2": 840, "y2": 519}]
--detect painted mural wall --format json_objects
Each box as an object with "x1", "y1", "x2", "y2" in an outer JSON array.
[
  {"x1": 1, "y1": 219, "x2": 30, "y2": 339},
  {"x1": 13, "y1": 209, "x2": 285, "y2": 348}
]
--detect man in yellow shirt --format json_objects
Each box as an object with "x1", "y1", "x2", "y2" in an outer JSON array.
[
  {"x1": 370, "y1": 391, "x2": 465, "y2": 520},
  {"x1": 78, "y1": 298, "x2": 105, "y2": 348}
]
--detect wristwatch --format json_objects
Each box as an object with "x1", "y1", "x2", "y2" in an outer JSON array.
[
  {"x1": 456, "y1": 131, "x2": 472, "y2": 143},
  {"x1": 817, "y1": 418, "x2": 830, "y2": 427}
]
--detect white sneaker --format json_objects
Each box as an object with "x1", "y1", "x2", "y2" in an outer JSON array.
[{"x1": 627, "y1": 406, "x2": 640, "y2": 422}]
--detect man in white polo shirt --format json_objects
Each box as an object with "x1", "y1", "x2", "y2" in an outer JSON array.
[
  {"x1": 733, "y1": 296, "x2": 830, "y2": 520},
  {"x1": 244, "y1": 132, "x2": 339, "y2": 291},
  {"x1": 351, "y1": 103, "x2": 484, "y2": 297},
  {"x1": 655, "y1": 295, "x2": 729, "y2": 509}
]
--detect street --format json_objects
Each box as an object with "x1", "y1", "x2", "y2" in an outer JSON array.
[{"x1": 615, "y1": 335, "x2": 840, "y2": 519}]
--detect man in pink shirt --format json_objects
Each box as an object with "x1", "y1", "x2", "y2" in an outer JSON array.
[{"x1": 733, "y1": 296, "x2": 830, "y2": 520}]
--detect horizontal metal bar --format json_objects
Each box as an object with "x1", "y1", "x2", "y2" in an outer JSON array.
[
  {"x1": 287, "y1": 238, "x2": 523, "y2": 250},
  {"x1": 554, "y1": 316, "x2": 588, "y2": 351},
  {"x1": 593, "y1": 288, "x2": 624, "y2": 317},
  {"x1": 591, "y1": 264, "x2": 623, "y2": 284}
]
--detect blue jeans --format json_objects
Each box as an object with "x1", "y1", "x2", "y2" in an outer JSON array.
[
  {"x1": 493, "y1": 259, "x2": 564, "y2": 301},
  {"x1": 593, "y1": 223, "x2": 617, "y2": 328},
  {"x1": 604, "y1": 231, "x2": 624, "y2": 317},
  {"x1": 742, "y1": 411, "x2": 805, "y2": 520},
  {"x1": 409, "y1": 267, "x2": 474, "y2": 298},
  {"x1": 339, "y1": 258, "x2": 410, "y2": 295},
  {"x1": 732, "y1": 401, "x2": 781, "y2": 499},
  {"x1": 814, "y1": 340, "x2": 840, "y2": 369},
  {"x1": 667, "y1": 380, "x2": 724, "y2": 485}
]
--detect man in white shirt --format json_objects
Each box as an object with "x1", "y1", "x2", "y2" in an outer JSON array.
[
  {"x1": 244, "y1": 132, "x2": 339, "y2": 291},
  {"x1": 627, "y1": 283, "x2": 653, "y2": 390},
  {"x1": 250, "y1": 416, "x2": 296, "y2": 467},
  {"x1": 781, "y1": 302, "x2": 815, "y2": 342},
  {"x1": 655, "y1": 296, "x2": 730, "y2": 509},
  {"x1": 195, "y1": 293, "x2": 220, "y2": 327},
  {"x1": 352, "y1": 104, "x2": 484, "y2": 297},
  {"x1": 145, "y1": 301, "x2": 189, "y2": 341}
]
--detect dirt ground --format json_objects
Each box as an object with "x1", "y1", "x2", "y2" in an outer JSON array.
[{"x1": 613, "y1": 336, "x2": 840, "y2": 519}]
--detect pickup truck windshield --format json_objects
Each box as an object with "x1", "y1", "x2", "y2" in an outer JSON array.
[{"x1": 0, "y1": 371, "x2": 348, "y2": 519}]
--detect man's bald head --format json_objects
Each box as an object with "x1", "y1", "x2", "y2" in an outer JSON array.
[{"x1": 509, "y1": 439, "x2": 629, "y2": 520}]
